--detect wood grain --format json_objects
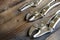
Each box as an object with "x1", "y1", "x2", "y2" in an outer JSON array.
[{"x1": 0, "y1": 0, "x2": 60, "y2": 40}]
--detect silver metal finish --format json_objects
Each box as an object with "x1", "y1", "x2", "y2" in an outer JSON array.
[
  {"x1": 25, "y1": 0, "x2": 57, "y2": 22},
  {"x1": 20, "y1": 0, "x2": 43, "y2": 11},
  {"x1": 28, "y1": 10, "x2": 60, "y2": 38}
]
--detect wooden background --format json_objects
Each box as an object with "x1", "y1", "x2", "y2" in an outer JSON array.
[{"x1": 0, "y1": 0, "x2": 60, "y2": 40}]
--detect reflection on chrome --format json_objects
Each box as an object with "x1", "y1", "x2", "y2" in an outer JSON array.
[
  {"x1": 28, "y1": 10, "x2": 60, "y2": 38},
  {"x1": 25, "y1": 0, "x2": 57, "y2": 22},
  {"x1": 18, "y1": 0, "x2": 43, "y2": 12}
]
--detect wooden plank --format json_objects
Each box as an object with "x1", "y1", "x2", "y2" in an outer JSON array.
[
  {"x1": 0, "y1": 0, "x2": 31, "y2": 25},
  {"x1": 0, "y1": 0, "x2": 25, "y2": 13}
]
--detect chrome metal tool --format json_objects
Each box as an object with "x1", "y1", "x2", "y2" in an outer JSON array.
[
  {"x1": 18, "y1": 0, "x2": 43, "y2": 12},
  {"x1": 25, "y1": 0, "x2": 57, "y2": 22},
  {"x1": 28, "y1": 10, "x2": 60, "y2": 38}
]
